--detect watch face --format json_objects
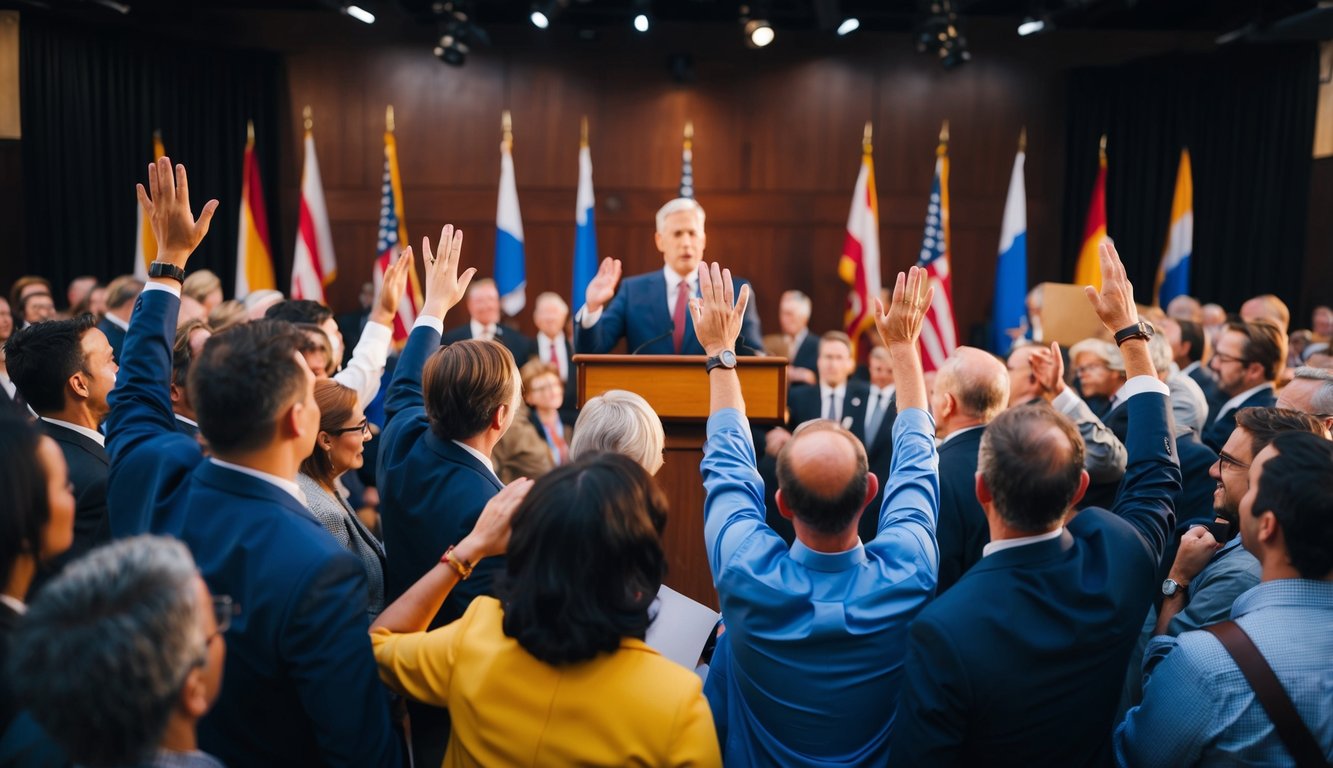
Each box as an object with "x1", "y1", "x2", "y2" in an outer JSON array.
[
  {"x1": 1161, "y1": 579, "x2": 1178, "y2": 596},
  {"x1": 720, "y1": 350, "x2": 737, "y2": 367}
]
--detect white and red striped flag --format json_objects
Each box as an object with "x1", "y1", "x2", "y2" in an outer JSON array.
[
  {"x1": 291, "y1": 114, "x2": 337, "y2": 302},
  {"x1": 915, "y1": 125, "x2": 958, "y2": 372},
  {"x1": 838, "y1": 122, "x2": 881, "y2": 358}
]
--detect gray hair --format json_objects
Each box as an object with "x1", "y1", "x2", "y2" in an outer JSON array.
[
  {"x1": 1292, "y1": 367, "x2": 1333, "y2": 414},
  {"x1": 780, "y1": 290, "x2": 812, "y2": 319},
  {"x1": 9, "y1": 536, "x2": 205, "y2": 767},
  {"x1": 1147, "y1": 327, "x2": 1173, "y2": 374},
  {"x1": 571, "y1": 389, "x2": 666, "y2": 474},
  {"x1": 534, "y1": 291, "x2": 569, "y2": 315},
  {"x1": 1070, "y1": 338, "x2": 1123, "y2": 372},
  {"x1": 655, "y1": 198, "x2": 706, "y2": 234}
]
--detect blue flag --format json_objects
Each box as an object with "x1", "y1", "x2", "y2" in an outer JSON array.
[
  {"x1": 572, "y1": 142, "x2": 597, "y2": 310},
  {"x1": 496, "y1": 140, "x2": 526, "y2": 316},
  {"x1": 991, "y1": 146, "x2": 1027, "y2": 355}
]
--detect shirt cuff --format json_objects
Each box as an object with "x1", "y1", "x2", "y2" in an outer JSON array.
[
  {"x1": 1119, "y1": 375, "x2": 1171, "y2": 400},
  {"x1": 143, "y1": 282, "x2": 181, "y2": 298},
  {"x1": 413, "y1": 316, "x2": 444, "y2": 335},
  {"x1": 1052, "y1": 387, "x2": 1081, "y2": 414},
  {"x1": 576, "y1": 305, "x2": 602, "y2": 328}
]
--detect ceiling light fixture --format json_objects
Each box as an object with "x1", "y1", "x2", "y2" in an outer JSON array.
[
  {"x1": 1017, "y1": 17, "x2": 1046, "y2": 36},
  {"x1": 745, "y1": 19, "x2": 774, "y2": 47},
  {"x1": 634, "y1": 13, "x2": 650, "y2": 32},
  {"x1": 344, "y1": 3, "x2": 374, "y2": 23},
  {"x1": 836, "y1": 17, "x2": 860, "y2": 36}
]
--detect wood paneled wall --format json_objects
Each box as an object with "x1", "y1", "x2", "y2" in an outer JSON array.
[{"x1": 278, "y1": 23, "x2": 1072, "y2": 343}]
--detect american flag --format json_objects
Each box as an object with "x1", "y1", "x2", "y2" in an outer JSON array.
[
  {"x1": 373, "y1": 126, "x2": 422, "y2": 342},
  {"x1": 916, "y1": 138, "x2": 958, "y2": 372}
]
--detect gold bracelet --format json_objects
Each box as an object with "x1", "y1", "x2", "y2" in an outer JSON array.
[{"x1": 440, "y1": 545, "x2": 474, "y2": 580}]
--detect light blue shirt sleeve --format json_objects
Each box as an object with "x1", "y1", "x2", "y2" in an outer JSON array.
[
  {"x1": 870, "y1": 407, "x2": 940, "y2": 555},
  {"x1": 701, "y1": 408, "x2": 787, "y2": 584},
  {"x1": 1116, "y1": 635, "x2": 1219, "y2": 767}
]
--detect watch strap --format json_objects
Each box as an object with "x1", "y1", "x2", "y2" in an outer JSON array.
[
  {"x1": 1114, "y1": 321, "x2": 1152, "y2": 347},
  {"x1": 148, "y1": 261, "x2": 186, "y2": 284}
]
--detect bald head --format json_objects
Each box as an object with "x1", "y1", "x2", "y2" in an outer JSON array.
[
  {"x1": 776, "y1": 422, "x2": 870, "y2": 536},
  {"x1": 935, "y1": 347, "x2": 1010, "y2": 433},
  {"x1": 1006, "y1": 344, "x2": 1041, "y2": 407}
]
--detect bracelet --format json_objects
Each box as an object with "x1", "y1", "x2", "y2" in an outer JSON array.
[{"x1": 440, "y1": 545, "x2": 474, "y2": 580}]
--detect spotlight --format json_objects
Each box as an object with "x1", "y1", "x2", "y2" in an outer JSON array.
[
  {"x1": 530, "y1": 9, "x2": 549, "y2": 28},
  {"x1": 1017, "y1": 17, "x2": 1045, "y2": 36},
  {"x1": 836, "y1": 17, "x2": 860, "y2": 36},
  {"x1": 432, "y1": 6, "x2": 488, "y2": 68},
  {"x1": 343, "y1": 3, "x2": 374, "y2": 23},
  {"x1": 745, "y1": 19, "x2": 774, "y2": 48},
  {"x1": 435, "y1": 33, "x2": 468, "y2": 66},
  {"x1": 634, "y1": 13, "x2": 650, "y2": 32}
]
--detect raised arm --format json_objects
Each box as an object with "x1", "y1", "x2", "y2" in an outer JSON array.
[
  {"x1": 573, "y1": 258, "x2": 627, "y2": 354},
  {"x1": 107, "y1": 158, "x2": 218, "y2": 464},
  {"x1": 333, "y1": 255, "x2": 409, "y2": 406},
  {"x1": 1031, "y1": 342, "x2": 1127, "y2": 484}
]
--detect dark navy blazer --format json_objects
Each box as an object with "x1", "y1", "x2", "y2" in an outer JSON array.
[
  {"x1": 889, "y1": 391, "x2": 1180, "y2": 768},
  {"x1": 573, "y1": 270, "x2": 764, "y2": 356},
  {"x1": 1201, "y1": 385, "x2": 1275, "y2": 451},
  {"x1": 104, "y1": 288, "x2": 400, "y2": 768},
  {"x1": 934, "y1": 427, "x2": 988, "y2": 595}
]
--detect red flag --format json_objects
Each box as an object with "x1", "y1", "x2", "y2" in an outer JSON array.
[
  {"x1": 234, "y1": 120, "x2": 276, "y2": 298},
  {"x1": 291, "y1": 124, "x2": 337, "y2": 302},
  {"x1": 838, "y1": 125, "x2": 881, "y2": 358}
]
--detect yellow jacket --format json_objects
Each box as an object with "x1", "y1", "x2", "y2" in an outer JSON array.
[{"x1": 372, "y1": 596, "x2": 721, "y2": 767}]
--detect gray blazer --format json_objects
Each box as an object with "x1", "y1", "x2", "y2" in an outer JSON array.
[{"x1": 297, "y1": 473, "x2": 387, "y2": 617}]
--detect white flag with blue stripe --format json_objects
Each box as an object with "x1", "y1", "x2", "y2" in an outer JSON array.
[
  {"x1": 571, "y1": 143, "x2": 598, "y2": 311},
  {"x1": 496, "y1": 141, "x2": 526, "y2": 316},
  {"x1": 991, "y1": 146, "x2": 1027, "y2": 355}
]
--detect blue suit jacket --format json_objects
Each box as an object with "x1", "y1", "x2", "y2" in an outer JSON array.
[
  {"x1": 1201, "y1": 385, "x2": 1275, "y2": 451},
  {"x1": 104, "y1": 289, "x2": 400, "y2": 768},
  {"x1": 96, "y1": 316, "x2": 126, "y2": 364},
  {"x1": 934, "y1": 427, "x2": 988, "y2": 595},
  {"x1": 889, "y1": 391, "x2": 1180, "y2": 768},
  {"x1": 574, "y1": 270, "x2": 764, "y2": 355}
]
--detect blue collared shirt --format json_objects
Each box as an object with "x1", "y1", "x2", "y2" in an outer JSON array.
[
  {"x1": 701, "y1": 406, "x2": 939, "y2": 766},
  {"x1": 1115, "y1": 579, "x2": 1333, "y2": 767}
]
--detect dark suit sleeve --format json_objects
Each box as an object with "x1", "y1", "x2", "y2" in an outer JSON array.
[
  {"x1": 1112, "y1": 392, "x2": 1181, "y2": 566},
  {"x1": 573, "y1": 283, "x2": 630, "y2": 354},
  {"x1": 281, "y1": 553, "x2": 401, "y2": 767},
  {"x1": 737, "y1": 278, "x2": 765, "y2": 356},
  {"x1": 105, "y1": 289, "x2": 179, "y2": 471},
  {"x1": 889, "y1": 615, "x2": 967, "y2": 767},
  {"x1": 383, "y1": 323, "x2": 442, "y2": 425}
]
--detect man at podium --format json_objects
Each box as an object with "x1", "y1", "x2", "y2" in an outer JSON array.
[{"x1": 573, "y1": 198, "x2": 764, "y2": 356}]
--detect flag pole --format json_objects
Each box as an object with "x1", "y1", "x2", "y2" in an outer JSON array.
[
  {"x1": 1099, "y1": 133, "x2": 1107, "y2": 159},
  {"x1": 580, "y1": 115, "x2": 588, "y2": 148},
  {"x1": 684, "y1": 120, "x2": 693, "y2": 149},
  {"x1": 303, "y1": 105, "x2": 313, "y2": 133},
  {"x1": 1018, "y1": 126, "x2": 1027, "y2": 153},
  {"x1": 386, "y1": 105, "x2": 395, "y2": 133},
  {"x1": 502, "y1": 110, "x2": 513, "y2": 152},
  {"x1": 939, "y1": 119, "x2": 949, "y2": 147},
  {"x1": 862, "y1": 120, "x2": 872, "y2": 155}
]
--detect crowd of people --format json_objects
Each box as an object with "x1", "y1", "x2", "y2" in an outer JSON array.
[{"x1": 0, "y1": 156, "x2": 1329, "y2": 768}]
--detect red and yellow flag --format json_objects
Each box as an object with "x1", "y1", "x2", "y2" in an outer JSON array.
[
  {"x1": 132, "y1": 131, "x2": 167, "y2": 280},
  {"x1": 839, "y1": 122, "x2": 881, "y2": 358},
  {"x1": 1073, "y1": 136, "x2": 1108, "y2": 290},
  {"x1": 234, "y1": 120, "x2": 276, "y2": 298}
]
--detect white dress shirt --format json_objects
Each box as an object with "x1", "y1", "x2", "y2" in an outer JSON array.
[
  {"x1": 452, "y1": 440, "x2": 500, "y2": 483},
  {"x1": 333, "y1": 321, "x2": 391, "y2": 409},
  {"x1": 1213, "y1": 382, "x2": 1274, "y2": 424},
  {"x1": 536, "y1": 334, "x2": 569, "y2": 380},
  {"x1": 818, "y1": 383, "x2": 848, "y2": 422},
  {"x1": 662, "y1": 266, "x2": 698, "y2": 317},
  {"x1": 982, "y1": 527, "x2": 1063, "y2": 558},
  {"x1": 864, "y1": 385, "x2": 896, "y2": 435},
  {"x1": 469, "y1": 319, "x2": 499, "y2": 342}
]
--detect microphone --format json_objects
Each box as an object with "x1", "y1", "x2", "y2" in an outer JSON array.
[{"x1": 632, "y1": 327, "x2": 676, "y2": 355}]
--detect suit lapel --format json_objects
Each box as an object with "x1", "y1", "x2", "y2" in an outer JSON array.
[
  {"x1": 42, "y1": 422, "x2": 109, "y2": 465},
  {"x1": 426, "y1": 433, "x2": 505, "y2": 491},
  {"x1": 642, "y1": 271, "x2": 674, "y2": 353}
]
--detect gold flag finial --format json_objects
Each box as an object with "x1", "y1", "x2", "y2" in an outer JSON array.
[
  {"x1": 939, "y1": 120, "x2": 950, "y2": 145},
  {"x1": 246, "y1": 119, "x2": 255, "y2": 142},
  {"x1": 861, "y1": 121, "x2": 873, "y2": 155},
  {"x1": 1018, "y1": 126, "x2": 1027, "y2": 153},
  {"x1": 1099, "y1": 133, "x2": 1107, "y2": 156},
  {"x1": 580, "y1": 115, "x2": 589, "y2": 147},
  {"x1": 386, "y1": 105, "x2": 395, "y2": 133},
  {"x1": 303, "y1": 105, "x2": 313, "y2": 132},
  {"x1": 684, "y1": 120, "x2": 694, "y2": 150},
  {"x1": 502, "y1": 110, "x2": 513, "y2": 150}
]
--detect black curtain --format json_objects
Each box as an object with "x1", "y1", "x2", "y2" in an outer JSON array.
[
  {"x1": 1062, "y1": 43, "x2": 1318, "y2": 312},
  {"x1": 19, "y1": 14, "x2": 285, "y2": 298}
]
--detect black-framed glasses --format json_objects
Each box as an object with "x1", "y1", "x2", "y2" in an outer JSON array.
[
  {"x1": 1074, "y1": 363, "x2": 1107, "y2": 377},
  {"x1": 1211, "y1": 351, "x2": 1251, "y2": 367},
  {"x1": 329, "y1": 419, "x2": 370, "y2": 437},
  {"x1": 1216, "y1": 451, "x2": 1251, "y2": 473}
]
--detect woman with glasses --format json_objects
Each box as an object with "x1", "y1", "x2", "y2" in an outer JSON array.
[
  {"x1": 521, "y1": 361, "x2": 573, "y2": 468},
  {"x1": 297, "y1": 379, "x2": 386, "y2": 617}
]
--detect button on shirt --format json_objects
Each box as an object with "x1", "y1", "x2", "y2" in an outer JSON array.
[
  {"x1": 700, "y1": 406, "x2": 940, "y2": 765},
  {"x1": 1115, "y1": 579, "x2": 1333, "y2": 767}
]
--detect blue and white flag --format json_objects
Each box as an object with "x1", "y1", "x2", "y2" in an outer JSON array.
[
  {"x1": 571, "y1": 140, "x2": 598, "y2": 311},
  {"x1": 991, "y1": 144, "x2": 1027, "y2": 355},
  {"x1": 495, "y1": 139, "x2": 526, "y2": 316}
]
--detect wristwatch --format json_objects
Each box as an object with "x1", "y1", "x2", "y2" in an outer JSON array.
[
  {"x1": 1114, "y1": 320, "x2": 1154, "y2": 347},
  {"x1": 706, "y1": 349, "x2": 737, "y2": 373},
  {"x1": 1161, "y1": 578, "x2": 1187, "y2": 598},
  {"x1": 148, "y1": 261, "x2": 186, "y2": 284}
]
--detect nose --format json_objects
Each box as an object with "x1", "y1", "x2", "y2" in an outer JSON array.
[{"x1": 1208, "y1": 459, "x2": 1221, "y2": 480}]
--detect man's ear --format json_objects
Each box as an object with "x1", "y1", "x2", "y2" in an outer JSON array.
[
  {"x1": 169, "y1": 381, "x2": 184, "y2": 406},
  {"x1": 67, "y1": 371, "x2": 90, "y2": 401},
  {"x1": 974, "y1": 472, "x2": 992, "y2": 507},
  {"x1": 284, "y1": 401, "x2": 305, "y2": 439},
  {"x1": 862, "y1": 472, "x2": 880, "y2": 509},
  {"x1": 1068, "y1": 469, "x2": 1090, "y2": 508},
  {"x1": 1257, "y1": 509, "x2": 1281, "y2": 545},
  {"x1": 774, "y1": 489, "x2": 795, "y2": 521},
  {"x1": 178, "y1": 666, "x2": 209, "y2": 719}
]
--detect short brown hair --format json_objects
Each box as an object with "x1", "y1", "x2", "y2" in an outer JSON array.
[
  {"x1": 1227, "y1": 320, "x2": 1287, "y2": 382},
  {"x1": 423, "y1": 339, "x2": 516, "y2": 441},
  {"x1": 300, "y1": 380, "x2": 359, "y2": 487},
  {"x1": 819, "y1": 331, "x2": 854, "y2": 354},
  {"x1": 104, "y1": 276, "x2": 144, "y2": 311},
  {"x1": 171, "y1": 319, "x2": 209, "y2": 390},
  {"x1": 979, "y1": 404, "x2": 1086, "y2": 532},
  {"x1": 8, "y1": 276, "x2": 52, "y2": 310},
  {"x1": 1234, "y1": 407, "x2": 1326, "y2": 456}
]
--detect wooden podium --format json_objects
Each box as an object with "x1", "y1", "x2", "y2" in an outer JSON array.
[{"x1": 574, "y1": 354, "x2": 787, "y2": 609}]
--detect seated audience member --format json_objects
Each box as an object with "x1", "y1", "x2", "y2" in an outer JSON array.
[
  {"x1": 267, "y1": 256, "x2": 408, "y2": 407},
  {"x1": 182, "y1": 269, "x2": 224, "y2": 315},
  {"x1": 239, "y1": 288, "x2": 282, "y2": 321},
  {"x1": 1166, "y1": 294, "x2": 1203, "y2": 323},
  {"x1": 372, "y1": 456, "x2": 721, "y2": 765},
  {"x1": 1117, "y1": 431, "x2": 1333, "y2": 766},
  {"x1": 491, "y1": 401, "x2": 554, "y2": 483},
  {"x1": 1240, "y1": 293, "x2": 1290, "y2": 334},
  {"x1": 696, "y1": 262, "x2": 938, "y2": 765},
  {"x1": 299, "y1": 380, "x2": 386, "y2": 618},
  {"x1": 930, "y1": 346, "x2": 1009, "y2": 593},
  {"x1": 1201, "y1": 302, "x2": 1227, "y2": 344},
  {"x1": 1162, "y1": 316, "x2": 1222, "y2": 412},
  {"x1": 1149, "y1": 329, "x2": 1209, "y2": 437},
  {"x1": 106, "y1": 157, "x2": 400, "y2": 766},
  {"x1": 530, "y1": 291, "x2": 577, "y2": 421},
  {"x1": 569, "y1": 389, "x2": 666, "y2": 474},
  {"x1": 97, "y1": 276, "x2": 144, "y2": 363},
  {"x1": 1202, "y1": 319, "x2": 1285, "y2": 451},
  {"x1": 779, "y1": 289, "x2": 819, "y2": 387},
  {"x1": 294, "y1": 322, "x2": 337, "y2": 377},
  {"x1": 0, "y1": 413, "x2": 74, "y2": 765},
  {"x1": 860, "y1": 345, "x2": 898, "y2": 541},
  {"x1": 17, "y1": 291, "x2": 56, "y2": 328},
  {"x1": 169, "y1": 319, "x2": 211, "y2": 439},
  {"x1": 378, "y1": 226, "x2": 519, "y2": 766},
  {"x1": 5, "y1": 315, "x2": 118, "y2": 572},
  {"x1": 889, "y1": 244, "x2": 1180, "y2": 767},
  {"x1": 64, "y1": 276, "x2": 97, "y2": 316},
  {"x1": 441, "y1": 277, "x2": 533, "y2": 363},
  {"x1": 0, "y1": 298, "x2": 17, "y2": 412},
  {"x1": 1278, "y1": 366, "x2": 1333, "y2": 433},
  {"x1": 205, "y1": 299, "x2": 245, "y2": 333},
  {"x1": 1070, "y1": 337, "x2": 1124, "y2": 417},
  {"x1": 1314, "y1": 304, "x2": 1333, "y2": 343},
  {"x1": 521, "y1": 360, "x2": 571, "y2": 468},
  {"x1": 9, "y1": 536, "x2": 227, "y2": 768},
  {"x1": 68, "y1": 280, "x2": 106, "y2": 321},
  {"x1": 765, "y1": 331, "x2": 869, "y2": 460},
  {"x1": 9, "y1": 277, "x2": 52, "y2": 324}
]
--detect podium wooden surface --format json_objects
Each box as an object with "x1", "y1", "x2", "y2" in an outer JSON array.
[{"x1": 574, "y1": 354, "x2": 786, "y2": 609}]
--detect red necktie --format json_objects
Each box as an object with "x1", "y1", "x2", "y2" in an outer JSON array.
[
  {"x1": 672, "y1": 279, "x2": 690, "y2": 354},
  {"x1": 548, "y1": 338, "x2": 560, "y2": 375},
  {"x1": 545, "y1": 418, "x2": 569, "y2": 465}
]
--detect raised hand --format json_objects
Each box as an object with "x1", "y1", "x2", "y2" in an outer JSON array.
[
  {"x1": 1083, "y1": 242, "x2": 1138, "y2": 333},
  {"x1": 370, "y1": 246, "x2": 412, "y2": 326},
  {"x1": 690, "y1": 261, "x2": 751, "y2": 357},
  {"x1": 583, "y1": 257, "x2": 622, "y2": 312},
  {"x1": 135, "y1": 156, "x2": 218, "y2": 268},
  {"x1": 420, "y1": 225, "x2": 476, "y2": 319},
  {"x1": 458, "y1": 477, "x2": 534, "y2": 560},
  {"x1": 1030, "y1": 341, "x2": 1067, "y2": 400},
  {"x1": 873, "y1": 266, "x2": 934, "y2": 347}
]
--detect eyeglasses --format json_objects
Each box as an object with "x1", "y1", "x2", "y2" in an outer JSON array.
[
  {"x1": 527, "y1": 380, "x2": 563, "y2": 394},
  {"x1": 329, "y1": 419, "x2": 370, "y2": 437},
  {"x1": 1073, "y1": 363, "x2": 1107, "y2": 377},
  {"x1": 1216, "y1": 451, "x2": 1251, "y2": 473},
  {"x1": 1211, "y1": 351, "x2": 1251, "y2": 367}
]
